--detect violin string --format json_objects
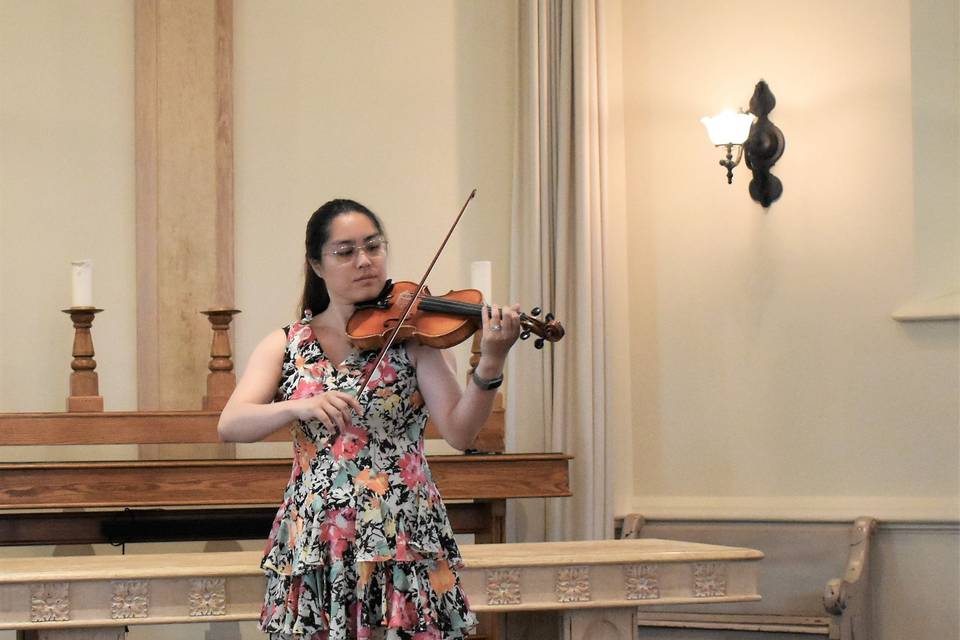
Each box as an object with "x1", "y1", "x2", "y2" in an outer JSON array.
[
  {"x1": 418, "y1": 297, "x2": 483, "y2": 316},
  {"x1": 419, "y1": 296, "x2": 533, "y2": 321},
  {"x1": 418, "y1": 295, "x2": 537, "y2": 333},
  {"x1": 354, "y1": 190, "x2": 478, "y2": 406}
]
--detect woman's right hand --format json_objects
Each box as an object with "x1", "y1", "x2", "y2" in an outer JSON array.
[{"x1": 290, "y1": 391, "x2": 363, "y2": 430}]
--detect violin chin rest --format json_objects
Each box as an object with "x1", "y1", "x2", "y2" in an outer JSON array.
[{"x1": 354, "y1": 279, "x2": 395, "y2": 310}]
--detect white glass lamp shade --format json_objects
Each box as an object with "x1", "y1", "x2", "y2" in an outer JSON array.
[{"x1": 700, "y1": 110, "x2": 755, "y2": 145}]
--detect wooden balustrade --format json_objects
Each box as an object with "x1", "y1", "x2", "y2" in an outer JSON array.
[
  {"x1": 0, "y1": 411, "x2": 566, "y2": 552},
  {"x1": 0, "y1": 539, "x2": 763, "y2": 640}
]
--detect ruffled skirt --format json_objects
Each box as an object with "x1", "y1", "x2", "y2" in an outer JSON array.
[
  {"x1": 260, "y1": 544, "x2": 476, "y2": 640},
  {"x1": 259, "y1": 491, "x2": 476, "y2": 640}
]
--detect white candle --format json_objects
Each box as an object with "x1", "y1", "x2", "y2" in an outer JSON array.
[
  {"x1": 470, "y1": 260, "x2": 492, "y2": 304},
  {"x1": 71, "y1": 259, "x2": 93, "y2": 307}
]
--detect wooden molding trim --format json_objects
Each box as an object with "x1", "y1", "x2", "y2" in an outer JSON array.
[
  {"x1": 133, "y1": 0, "x2": 235, "y2": 411},
  {"x1": 0, "y1": 454, "x2": 572, "y2": 508},
  {"x1": 214, "y1": 0, "x2": 234, "y2": 307},
  {"x1": 0, "y1": 540, "x2": 762, "y2": 632},
  {"x1": 892, "y1": 291, "x2": 960, "y2": 322},
  {"x1": 134, "y1": 0, "x2": 160, "y2": 410},
  {"x1": 626, "y1": 495, "x2": 960, "y2": 524},
  {"x1": 0, "y1": 409, "x2": 505, "y2": 452}
]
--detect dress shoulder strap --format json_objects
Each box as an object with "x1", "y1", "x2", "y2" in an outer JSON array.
[{"x1": 284, "y1": 309, "x2": 317, "y2": 353}]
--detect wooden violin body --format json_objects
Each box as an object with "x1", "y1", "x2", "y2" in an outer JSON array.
[
  {"x1": 347, "y1": 280, "x2": 564, "y2": 351},
  {"x1": 348, "y1": 281, "x2": 482, "y2": 350}
]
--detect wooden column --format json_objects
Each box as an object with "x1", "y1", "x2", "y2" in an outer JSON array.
[
  {"x1": 135, "y1": 0, "x2": 234, "y2": 412},
  {"x1": 135, "y1": 0, "x2": 234, "y2": 458}
]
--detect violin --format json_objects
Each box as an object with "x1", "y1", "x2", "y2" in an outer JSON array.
[
  {"x1": 347, "y1": 279, "x2": 565, "y2": 351},
  {"x1": 351, "y1": 189, "x2": 562, "y2": 404}
]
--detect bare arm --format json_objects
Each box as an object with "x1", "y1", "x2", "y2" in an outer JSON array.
[
  {"x1": 217, "y1": 328, "x2": 361, "y2": 443},
  {"x1": 411, "y1": 304, "x2": 520, "y2": 451},
  {"x1": 217, "y1": 329, "x2": 296, "y2": 442}
]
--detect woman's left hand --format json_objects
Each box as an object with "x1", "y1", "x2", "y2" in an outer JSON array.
[{"x1": 479, "y1": 303, "x2": 522, "y2": 362}]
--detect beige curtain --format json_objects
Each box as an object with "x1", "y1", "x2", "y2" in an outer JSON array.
[{"x1": 507, "y1": 0, "x2": 629, "y2": 541}]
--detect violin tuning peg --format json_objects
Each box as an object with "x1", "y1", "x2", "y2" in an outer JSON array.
[
  {"x1": 545, "y1": 313, "x2": 554, "y2": 322},
  {"x1": 530, "y1": 307, "x2": 541, "y2": 317},
  {"x1": 534, "y1": 338, "x2": 545, "y2": 349},
  {"x1": 520, "y1": 331, "x2": 531, "y2": 340}
]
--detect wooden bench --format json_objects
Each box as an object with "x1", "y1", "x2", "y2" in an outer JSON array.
[
  {"x1": 0, "y1": 538, "x2": 763, "y2": 640},
  {"x1": 617, "y1": 514, "x2": 877, "y2": 640}
]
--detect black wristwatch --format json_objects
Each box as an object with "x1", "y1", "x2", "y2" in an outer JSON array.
[{"x1": 471, "y1": 370, "x2": 504, "y2": 390}]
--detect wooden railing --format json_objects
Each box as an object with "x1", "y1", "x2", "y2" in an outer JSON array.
[
  {"x1": 0, "y1": 408, "x2": 504, "y2": 452},
  {"x1": 0, "y1": 410, "x2": 569, "y2": 547},
  {"x1": 0, "y1": 409, "x2": 569, "y2": 640},
  {"x1": 0, "y1": 538, "x2": 763, "y2": 640}
]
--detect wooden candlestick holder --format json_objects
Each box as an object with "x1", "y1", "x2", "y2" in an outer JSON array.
[
  {"x1": 62, "y1": 306, "x2": 105, "y2": 412},
  {"x1": 469, "y1": 331, "x2": 482, "y2": 374},
  {"x1": 201, "y1": 307, "x2": 241, "y2": 411}
]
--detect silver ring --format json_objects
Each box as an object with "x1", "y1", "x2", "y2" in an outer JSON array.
[{"x1": 490, "y1": 324, "x2": 502, "y2": 332}]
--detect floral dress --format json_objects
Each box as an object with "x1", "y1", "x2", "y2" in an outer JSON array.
[{"x1": 259, "y1": 317, "x2": 477, "y2": 640}]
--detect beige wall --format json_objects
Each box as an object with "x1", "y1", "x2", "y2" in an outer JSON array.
[
  {"x1": 911, "y1": 0, "x2": 960, "y2": 300},
  {"x1": 232, "y1": 0, "x2": 516, "y2": 380},
  {"x1": 0, "y1": 0, "x2": 517, "y2": 440},
  {"x1": 231, "y1": 0, "x2": 517, "y2": 460},
  {"x1": 0, "y1": 1, "x2": 137, "y2": 415},
  {"x1": 622, "y1": 0, "x2": 958, "y2": 522},
  {"x1": 620, "y1": 1, "x2": 958, "y2": 638}
]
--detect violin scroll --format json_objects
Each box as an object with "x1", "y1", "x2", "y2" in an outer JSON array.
[{"x1": 519, "y1": 306, "x2": 564, "y2": 350}]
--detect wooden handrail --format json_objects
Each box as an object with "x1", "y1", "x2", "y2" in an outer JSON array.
[
  {"x1": 0, "y1": 408, "x2": 504, "y2": 452},
  {"x1": 0, "y1": 453, "x2": 571, "y2": 509},
  {"x1": 0, "y1": 540, "x2": 763, "y2": 634}
]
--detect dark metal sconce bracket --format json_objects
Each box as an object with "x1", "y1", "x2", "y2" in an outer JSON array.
[
  {"x1": 743, "y1": 80, "x2": 785, "y2": 207},
  {"x1": 720, "y1": 143, "x2": 744, "y2": 185}
]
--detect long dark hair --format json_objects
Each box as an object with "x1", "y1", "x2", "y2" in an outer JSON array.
[{"x1": 300, "y1": 198, "x2": 385, "y2": 318}]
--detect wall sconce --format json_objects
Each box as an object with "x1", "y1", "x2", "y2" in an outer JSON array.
[{"x1": 701, "y1": 80, "x2": 785, "y2": 208}]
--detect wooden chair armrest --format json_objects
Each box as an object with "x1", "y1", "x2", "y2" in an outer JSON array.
[
  {"x1": 822, "y1": 516, "x2": 877, "y2": 614},
  {"x1": 822, "y1": 516, "x2": 877, "y2": 640},
  {"x1": 616, "y1": 512, "x2": 646, "y2": 539}
]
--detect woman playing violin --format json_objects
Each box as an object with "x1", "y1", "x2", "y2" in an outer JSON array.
[{"x1": 217, "y1": 198, "x2": 521, "y2": 640}]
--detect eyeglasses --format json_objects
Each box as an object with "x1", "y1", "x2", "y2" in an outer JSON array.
[{"x1": 323, "y1": 236, "x2": 388, "y2": 264}]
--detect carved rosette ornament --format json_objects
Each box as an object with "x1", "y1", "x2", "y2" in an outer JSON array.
[
  {"x1": 189, "y1": 577, "x2": 227, "y2": 616},
  {"x1": 693, "y1": 562, "x2": 728, "y2": 597},
  {"x1": 485, "y1": 568, "x2": 522, "y2": 605},
  {"x1": 111, "y1": 580, "x2": 149, "y2": 619},
  {"x1": 624, "y1": 564, "x2": 660, "y2": 600},
  {"x1": 556, "y1": 567, "x2": 591, "y2": 603},
  {"x1": 30, "y1": 583, "x2": 70, "y2": 622}
]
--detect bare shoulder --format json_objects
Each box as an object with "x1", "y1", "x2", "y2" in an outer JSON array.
[
  {"x1": 261, "y1": 327, "x2": 288, "y2": 352},
  {"x1": 247, "y1": 328, "x2": 288, "y2": 368},
  {"x1": 227, "y1": 328, "x2": 289, "y2": 405}
]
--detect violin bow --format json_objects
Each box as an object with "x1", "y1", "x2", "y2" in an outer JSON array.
[{"x1": 353, "y1": 189, "x2": 478, "y2": 407}]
